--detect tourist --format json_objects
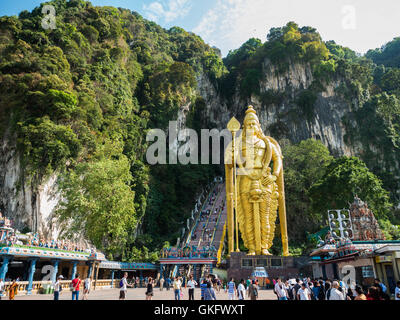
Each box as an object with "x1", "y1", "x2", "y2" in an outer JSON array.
[
  {"x1": 227, "y1": 278, "x2": 236, "y2": 300},
  {"x1": 8, "y1": 279, "x2": 18, "y2": 300},
  {"x1": 204, "y1": 281, "x2": 217, "y2": 300},
  {"x1": 374, "y1": 278, "x2": 387, "y2": 294},
  {"x1": 292, "y1": 278, "x2": 301, "y2": 300},
  {"x1": 248, "y1": 280, "x2": 258, "y2": 301},
  {"x1": 200, "y1": 279, "x2": 208, "y2": 300},
  {"x1": 366, "y1": 286, "x2": 382, "y2": 300},
  {"x1": 312, "y1": 281, "x2": 320, "y2": 300},
  {"x1": 119, "y1": 272, "x2": 131, "y2": 300},
  {"x1": 246, "y1": 277, "x2": 251, "y2": 290},
  {"x1": 375, "y1": 284, "x2": 390, "y2": 300},
  {"x1": 395, "y1": 281, "x2": 400, "y2": 300},
  {"x1": 173, "y1": 276, "x2": 182, "y2": 300},
  {"x1": 308, "y1": 282, "x2": 315, "y2": 299},
  {"x1": 0, "y1": 278, "x2": 4, "y2": 300},
  {"x1": 160, "y1": 277, "x2": 164, "y2": 291},
  {"x1": 346, "y1": 287, "x2": 355, "y2": 300},
  {"x1": 324, "y1": 281, "x2": 332, "y2": 300},
  {"x1": 317, "y1": 280, "x2": 326, "y2": 300},
  {"x1": 82, "y1": 275, "x2": 91, "y2": 300},
  {"x1": 53, "y1": 275, "x2": 63, "y2": 301},
  {"x1": 187, "y1": 275, "x2": 197, "y2": 300},
  {"x1": 216, "y1": 278, "x2": 221, "y2": 292},
  {"x1": 71, "y1": 274, "x2": 81, "y2": 301},
  {"x1": 354, "y1": 285, "x2": 367, "y2": 300},
  {"x1": 165, "y1": 277, "x2": 171, "y2": 291},
  {"x1": 135, "y1": 277, "x2": 140, "y2": 289},
  {"x1": 329, "y1": 281, "x2": 345, "y2": 300},
  {"x1": 146, "y1": 277, "x2": 154, "y2": 300},
  {"x1": 237, "y1": 279, "x2": 246, "y2": 300},
  {"x1": 274, "y1": 278, "x2": 288, "y2": 300},
  {"x1": 297, "y1": 283, "x2": 311, "y2": 300},
  {"x1": 285, "y1": 280, "x2": 294, "y2": 300}
]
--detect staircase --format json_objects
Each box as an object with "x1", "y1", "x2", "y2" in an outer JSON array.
[{"x1": 164, "y1": 178, "x2": 229, "y2": 282}]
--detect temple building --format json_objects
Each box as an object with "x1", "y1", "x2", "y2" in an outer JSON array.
[
  {"x1": 0, "y1": 212, "x2": 157, "y2": 295},
  {"x1": 310, "y1": 197, "x2": 400, "y2": 295}
]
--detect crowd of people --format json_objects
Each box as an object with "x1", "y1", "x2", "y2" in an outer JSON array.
[
  {"x1": 154, "y1": 275, "x2": 261, "y2": 301},
  {"x1": 271, "y1": 277, "x2": 400, "y2": 301},
  {"x1": 160, "y1": 246, "x2": 218, "y2": 259}
]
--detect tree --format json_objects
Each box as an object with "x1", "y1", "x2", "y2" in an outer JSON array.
[
  {"x1": 56, "y1": 156, "x2": 138, "y2": 257},
  {"x1": 282, "y1": 139, "x2": 334, "y2": 246},
  {"x1": 309, "y1": 157, "x2": 392, "y2": 220}
]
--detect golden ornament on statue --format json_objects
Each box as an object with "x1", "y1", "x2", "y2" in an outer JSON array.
[{"x1": 225, "y1": 106, "x2": 290, "y2": 256}]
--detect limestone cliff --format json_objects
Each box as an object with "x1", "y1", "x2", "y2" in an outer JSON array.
[
  {"x1": 0, "y1": 130, "x2": 60, "y2": 238},
  {"x1": 198, "y1": 59, "x2": 359, "y2": 157}
]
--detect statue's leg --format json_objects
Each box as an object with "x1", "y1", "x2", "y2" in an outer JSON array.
[
  {"x1": 240, "y1": 194, "x2": 255, "y2": 255},
  {"x1": 268, "y1": 192, "x2": 279, "y2": 249},
  {"x1": 260, "y1": 195, "x2": 271, "y2": 255}
]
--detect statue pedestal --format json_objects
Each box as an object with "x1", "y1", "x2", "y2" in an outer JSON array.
[{"x1": 227, "y1": 252, "x2": 311, "y2": 282}]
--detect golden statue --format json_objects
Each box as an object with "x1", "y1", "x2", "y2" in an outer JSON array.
[{"x1": 225, "y1": 106, "x2": 289, "y2": 256}]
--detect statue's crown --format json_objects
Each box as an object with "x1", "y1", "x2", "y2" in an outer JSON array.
[
  {"x1": 244, "y1": 105, "x2": 259, "y2": 123},
  {"x1": 245, "y1": 105, "x2": 257, "y2": 115}
]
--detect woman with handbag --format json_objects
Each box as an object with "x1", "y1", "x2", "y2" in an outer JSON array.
[{"x1": 71, "y1": 274, "x2": 81, "y2": 300}]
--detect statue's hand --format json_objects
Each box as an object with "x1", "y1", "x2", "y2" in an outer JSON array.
[{"x1": 262, "y1": 174, "x2": 277, "y2": 186}]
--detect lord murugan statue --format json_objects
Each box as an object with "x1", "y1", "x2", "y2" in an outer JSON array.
[{"x1": 225, "y1": 106, "x2": 289, "y2": 256}]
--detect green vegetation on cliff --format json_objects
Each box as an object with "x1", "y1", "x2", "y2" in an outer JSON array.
[
  {"x1": 0, "y1": 1, "x2": 399, "y2": 259},
  {"x1": 0, "y1": 0, "x2": 223, "y2": 260}
]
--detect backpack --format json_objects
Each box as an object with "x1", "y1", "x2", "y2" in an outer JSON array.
[
  {"x1": 287, "y1": 286, "x2": 294, "y2": 300},
  {"x1": 326, "y1": 288, "x2": 332, "y2": 300},
  {"x1": 120, "y1": 279, "x2": 124, "y2": 288}
]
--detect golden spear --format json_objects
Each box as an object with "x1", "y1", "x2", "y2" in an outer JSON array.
[{"x1": 227, "y1": 117, "x2": 241, "y2": 253}]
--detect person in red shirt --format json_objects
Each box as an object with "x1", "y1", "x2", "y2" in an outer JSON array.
[
  {"x1": 71, "y1": 274, "x2": 81, "y2": 300},
  {"x1": 366, "y1": 286, "x2": 383, "y2": 300}
]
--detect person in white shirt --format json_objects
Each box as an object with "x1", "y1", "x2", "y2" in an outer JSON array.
[
  {"x1": 83, "y1": 276, "x2": 91, "y2": 300},
  {"x1": 0, "y1": 278, "x2": 5, "y2": 300},
  {"x1": 274, "y1": 278, "x2": 288, "y2": 300},
  {"x1": 329, "y1": 281, "x2": 345, "y2": 300},
  {"x1": 395, "y1": 281, "x2": 400, "y2": 301},
  {"x1": 297, "y1": 283, "x2": 311, "y2": 300},
  {"x1": 53, "y1": 275, "x2": 63, "y2": 301},
  {"x1": 187, "y1": 276, "x2": 197, "y2": 300},
  {"x1": 237, "y1": 279, "x2": 246, "y2": 300},
  {"x1": 119, "y1": 272, "x2": 132, "y2": 300}
]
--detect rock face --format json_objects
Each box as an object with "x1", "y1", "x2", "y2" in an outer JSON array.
[
  {"x1": 0, "y1": 130, "x2": 60, "y2": 239},
  {"x1": 0, "y1": 60, "x2": 395, "y2": 235},
  {"x1": 198, "y1": 59, "x2": 358, "y2": 157}
]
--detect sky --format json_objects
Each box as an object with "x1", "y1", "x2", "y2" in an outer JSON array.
[{"x1": 1, "y1": 0, "x2": 400, "y2": 57}]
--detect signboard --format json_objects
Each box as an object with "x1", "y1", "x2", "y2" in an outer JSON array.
[
  {"x1": 251, "y1": 267, "x2": 268, "y2": 278},
  {"x1": 251, "y1": 267, "x2": 269, "y2": 287},
  {"x1": 361, "y1": 266, "x2": 374, "y2": 278},
  {"x1": 375, "y1": 256, "x2": 392, "y2": 263}
]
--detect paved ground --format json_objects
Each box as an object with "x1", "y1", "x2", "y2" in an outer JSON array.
[{"x1": 12, "y1": 287, "x2": 277, "y2": 301}]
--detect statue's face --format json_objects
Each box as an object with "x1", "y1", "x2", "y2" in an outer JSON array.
[{"x1": 244, "y1": 119, "x2": 259, "y2": 136}]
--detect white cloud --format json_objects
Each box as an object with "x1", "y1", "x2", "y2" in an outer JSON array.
[
  {"x1": 193, "y1": 0, "x2": 400, "y2": 57},
  {"x1": 143, "y1": 0, "x2": 192, "y2": 23}
]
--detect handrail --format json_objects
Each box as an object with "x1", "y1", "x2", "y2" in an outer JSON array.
[{"x1": 217, "y1": 223, "x2": 227, "y2": 265}]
